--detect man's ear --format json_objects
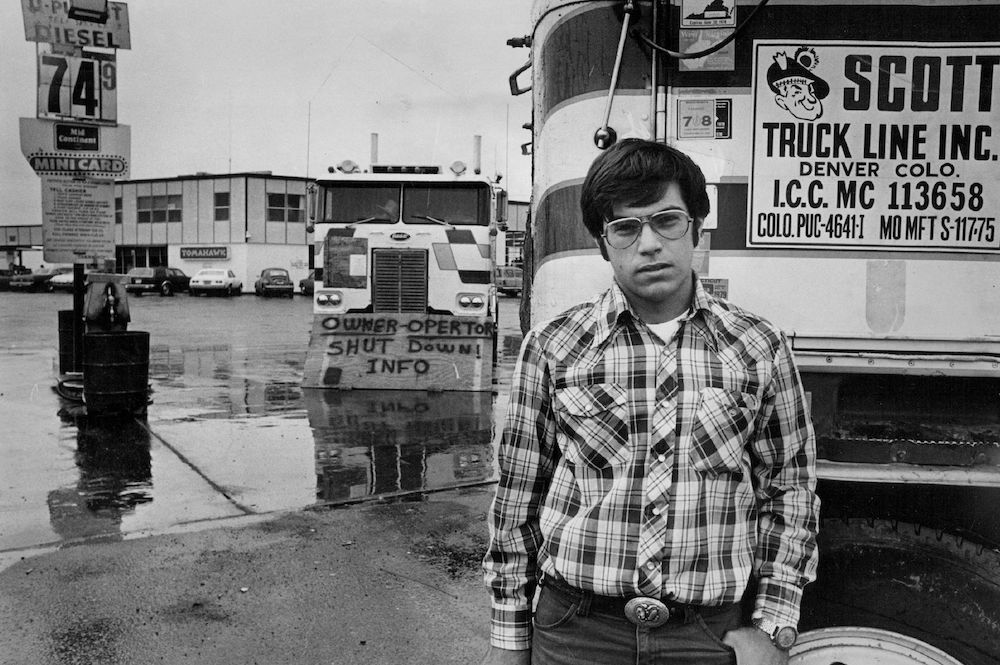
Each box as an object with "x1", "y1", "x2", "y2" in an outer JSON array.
[{"x1": 596, "y1": 235, "x2": 610, "y2": 261}]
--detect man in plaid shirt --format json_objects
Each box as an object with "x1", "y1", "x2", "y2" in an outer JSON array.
[{"x1": 482, "y1": 139, "x2": 819, "y2": 665}]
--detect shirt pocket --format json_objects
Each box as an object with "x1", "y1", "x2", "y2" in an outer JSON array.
[
  {"x1": 553, "y1": 383, "x2": 630, "y2": 469},
  {"x1": 689, "y1": 387, "x2": 758, "y2": 475}
]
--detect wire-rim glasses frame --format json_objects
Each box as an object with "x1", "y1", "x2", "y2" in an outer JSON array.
[{"x1": 602, "y1": 209, "x2": 692, "y2": 249}]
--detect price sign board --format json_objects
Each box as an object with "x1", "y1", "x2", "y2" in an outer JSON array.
[
  {"x1": 20, "y1": 117, "x2": 131, "y2": 178},
  {"x1": 21, "y1": 0, "x2": 131, "y2": 49},
  {"x1": 37, "y1": 47, "x2": 116, "y2": 123}
]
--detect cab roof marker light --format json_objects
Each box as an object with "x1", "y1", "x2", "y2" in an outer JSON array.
[
  {"x1": 371, "y1": 165, "x2": 441, "y2": 174},
  {"x1": 450, "y1": 161, "x2": 467, "y2": 175}
]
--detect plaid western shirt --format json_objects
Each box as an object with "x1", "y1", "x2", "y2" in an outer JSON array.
[{"x1": 484, "y1": 276, "x2": 819, "y2": 650}]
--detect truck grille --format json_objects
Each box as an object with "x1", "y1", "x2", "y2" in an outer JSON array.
[{"x1": 372, "y1": 249, "x2": 428, "y2": 313}]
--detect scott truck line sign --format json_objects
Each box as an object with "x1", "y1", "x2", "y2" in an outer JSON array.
[{"x1": 749, "y1": 41, "x2": 1000, "y2": 253}]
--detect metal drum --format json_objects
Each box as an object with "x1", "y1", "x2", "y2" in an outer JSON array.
[{"x1": 82, "y1": 331, "x2": 150, "y2": 415}]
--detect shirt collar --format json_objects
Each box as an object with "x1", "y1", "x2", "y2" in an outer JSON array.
[{"x1": 592, "y1": 274, "x2": 722, "y2": 350}]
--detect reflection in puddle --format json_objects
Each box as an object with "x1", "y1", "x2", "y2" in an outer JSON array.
[
  {"x1": 47, "y1": 417, "x2": 153, "y2": 543},
  {"x1": 148, "y1": 342, "x2": 305, "y2": 418},
  {"x1": 304, "y1": 389, "x2": 496, "y2": 505}
]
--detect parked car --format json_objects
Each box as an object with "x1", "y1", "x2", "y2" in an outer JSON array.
[
  {"x1": 254, "y1": 268, "x2": 294, "y2": 298},
  {"x1": 125, "y1": 266, "x2": 191, "y2": 296},
  {"x1": 299, "y1": 268, "x2": 322, "y2": 295},
  {"x1": 496, "y1": 265, "x2": 523, "y2": 297},
  {"x1": 9, "y1": 266, "x2": 73, "y2": 292},
  {"x1": 0, "y1": 266, "x2": 31, "y2": 291},
  {"x1": 189, "y1": 268, "x2": 242, "y2": 296},
  {"x1": 47, "y1": 270, "x2": 82, "y2": 292}
]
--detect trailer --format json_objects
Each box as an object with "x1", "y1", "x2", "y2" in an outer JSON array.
[{"x1": 510, "y1": 1, "x2": 1000, "y2": 662}]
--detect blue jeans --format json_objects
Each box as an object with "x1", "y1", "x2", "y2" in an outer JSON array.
[{"x1": 531, "y1": 585, "x2": 740, "y2": 665}]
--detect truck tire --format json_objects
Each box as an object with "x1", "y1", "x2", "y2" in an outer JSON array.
[
  {"x1": 160, "y1": 282, "x2": 172, "y2": 296},
  {"x1": 799, "y1": 518, "x2": 1000, "y2": 665}
]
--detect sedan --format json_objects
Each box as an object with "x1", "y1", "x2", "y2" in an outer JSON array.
[
  {"x1": 47, "y1": 270, "x2": 82, "y2": 292},
  {"x1": 254, "y1": 268, "x2": 294, "y2": 298},
  {"x1": 10, "y1": 266, "x2": 73, "y2": 292},
  {"x1": 125, "y1": 266, "x2": 190, "y2": 296},
  {"x1": 299, "y1": 268, "x2": 323, "y2": 296},
  {"x1": 0, "y1": 266, "x2": 31, "y2": 291},
  {"x1": 189, "y1": 268, "x2": 242, "y2": 296}
]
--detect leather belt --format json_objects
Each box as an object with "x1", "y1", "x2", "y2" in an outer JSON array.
[{"x1": 541, "y1": 573, "x2": 734, "y2": 628}]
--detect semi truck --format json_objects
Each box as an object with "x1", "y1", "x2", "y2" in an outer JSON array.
[
  {"x1": 509, "y1": 1, "x2": 1000, "y2": 663},
  {"x1": 301, "y1": 136, "x2": 507, "y2": 392}
]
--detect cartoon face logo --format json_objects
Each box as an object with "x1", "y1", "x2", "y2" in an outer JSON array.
[{"x1": 767, "y1": 47, "x2": 829, "y2": 121}]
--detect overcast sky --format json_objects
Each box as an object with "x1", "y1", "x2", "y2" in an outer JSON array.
[{"x1": 1, "y1": 0, "x2": 536, "y2": 226}]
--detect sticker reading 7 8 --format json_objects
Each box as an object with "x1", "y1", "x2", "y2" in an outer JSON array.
[{"x1": 37, "y1": 50, "x2": 117, "y2": 122}]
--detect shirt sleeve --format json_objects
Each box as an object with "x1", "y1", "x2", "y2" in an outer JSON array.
[
  {"x1": 750, "y1": 331, "x2": 821, "y2": 628},
  {"x1": 483, "y1": 328, "x2": 559, "y2": 650}
]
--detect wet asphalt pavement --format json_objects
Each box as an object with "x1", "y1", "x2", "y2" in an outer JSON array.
[
  {"x1": 0, "y1": 291, "x2": 521, "y2": 564},
  {"x1": 0, "y1": 289, "x2": 523, "y2": 664}
]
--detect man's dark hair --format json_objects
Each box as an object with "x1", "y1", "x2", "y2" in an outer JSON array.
[{"x1": 580, "y1": 139, "x2": 710, "y2": 252}]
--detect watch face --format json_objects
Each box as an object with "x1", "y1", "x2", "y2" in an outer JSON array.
[{"x1": 775, "y1": 626, "x2": 798, "y2": 649}]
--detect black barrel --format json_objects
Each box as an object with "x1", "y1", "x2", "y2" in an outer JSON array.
[
  {"x1": 83, "y1": 331, "x2": 150, "y2": 415},
  {"x1": 58, "y1": 309, "x2": 77, "y2": 374}
]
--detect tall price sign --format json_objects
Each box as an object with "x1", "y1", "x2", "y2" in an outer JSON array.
[{"x1": 20, "y1": 1, "x2": 131, "y2": 266}]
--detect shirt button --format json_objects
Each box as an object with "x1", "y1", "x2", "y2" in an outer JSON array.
[
  {"x1": 651, "y1": 506, "x2": 661, "y2": 516},
  {"x1": 646, "y1": 562, "x2": 657, "y2": 571},
  {"x1": 657, "y1": 454, "x2": 667, "y2": 463}
]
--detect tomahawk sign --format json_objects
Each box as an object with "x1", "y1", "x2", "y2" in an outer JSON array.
[{"x1": 37, "y1": 47, "x2": 116, "y2": 123}]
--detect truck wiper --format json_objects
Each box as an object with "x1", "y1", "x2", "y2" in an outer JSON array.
[
  {"x1": 412, "y1": 215, "x2": 454, "y2": 229},
  {"x1": 348, "y1": 216, "x2": 392, "y2": 227}
]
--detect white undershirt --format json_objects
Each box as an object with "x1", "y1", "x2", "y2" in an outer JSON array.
[{"x1": 645, "y1": 311, "x2": 687, "y2": 344}]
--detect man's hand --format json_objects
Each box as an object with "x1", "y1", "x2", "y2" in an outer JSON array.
[
  {"x1": 723, "y1": 627, "x2": 789, "y2": 665},
  {"x1": 479, "y1": 644, "x2": 531, "y2": 665}
]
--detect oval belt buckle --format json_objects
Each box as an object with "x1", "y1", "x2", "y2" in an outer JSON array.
[{"x1": 624, "y1": 597, "x2": 671, "y2": 628}]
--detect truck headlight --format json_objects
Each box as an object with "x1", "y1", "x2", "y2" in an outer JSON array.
[
  {"x1": 457, "y1": 293, "x2": 485, "y2": 309},
  {"x1": 316, "y1": 292, "x2": 342, "y2": 306}
]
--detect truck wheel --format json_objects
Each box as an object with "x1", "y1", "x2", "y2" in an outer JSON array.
[
  {"x1": 160, "y1": 282, "x2": 172, "y2": 296},
  {"x1": 791, "y1": 626, "x2": 964, "y2": 664},
  {"x1": 799, "y1": 518, "x2": 1000, "y2": 665}
]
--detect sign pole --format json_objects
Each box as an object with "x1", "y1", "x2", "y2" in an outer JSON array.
[{"x1": 73, "y1": 262, "x2": 85, "y2": 372}]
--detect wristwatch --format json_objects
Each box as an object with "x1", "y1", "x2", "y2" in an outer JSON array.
[{"x1": 752, "y1": 617, "x2": 798, "y2": 650}]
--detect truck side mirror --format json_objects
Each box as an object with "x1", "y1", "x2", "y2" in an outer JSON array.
[{"x1": 496, "y1": 190, "x2": 508, "y2": 224}]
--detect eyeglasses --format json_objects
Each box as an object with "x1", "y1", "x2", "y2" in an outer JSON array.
[{"x1": 602, "y1": 210, "x2": 692, "y2": 249}]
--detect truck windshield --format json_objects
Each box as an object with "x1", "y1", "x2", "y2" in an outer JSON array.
[
  {"x1": 320, "y1": 182, "x2": 489, "y2": 226},
  {"x1": 402, "y1": 184, "x2": 488, "y2": 226},
  {"x1": 321, "y1": 184, "x2": 400, "y2": 224}
]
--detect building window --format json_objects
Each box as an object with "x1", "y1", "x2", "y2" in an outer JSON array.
[
  {"x1": 267, "y1": 193, "x2": 303, "y2": 222},
  {"x1": 115, "y1": 196, "x2": 122, "y2": 224},
  {"x1": 505, "y1": 230, "x2": 525, "y2": 266},
  {"x1": 116, "y1": 245, "x2": 168, "y2": 273},
  {"x1": 214, "y1": 192, "x2": 230, "y2": 221},
  {"x1": 137, "y1": 194, "x2": 182, "y2": 223}
]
